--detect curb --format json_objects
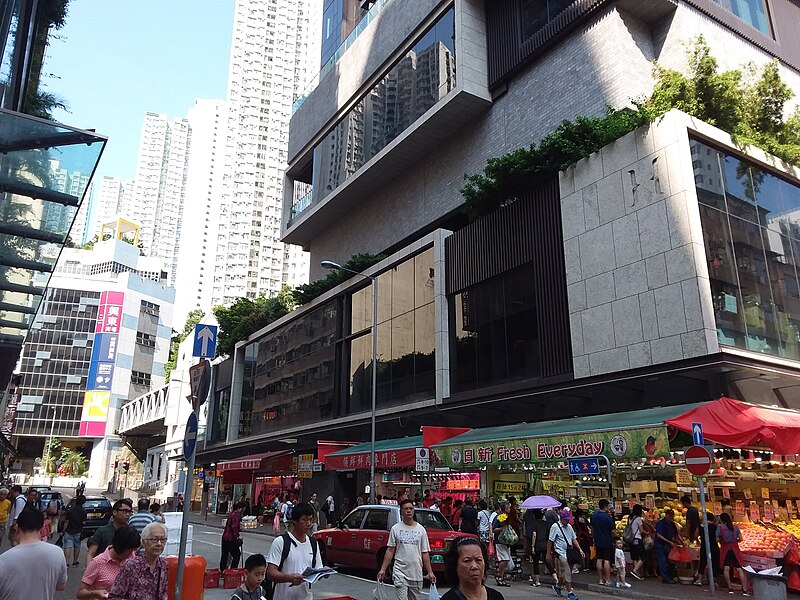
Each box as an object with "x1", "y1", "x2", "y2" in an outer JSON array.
[{"x1": 571, "y1": 580, "x2": 705, "y2": 600}]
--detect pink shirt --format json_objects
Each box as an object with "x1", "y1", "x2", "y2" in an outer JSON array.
[{"x1": 82, "y1": 548, "x2": 126, "y2": 592}]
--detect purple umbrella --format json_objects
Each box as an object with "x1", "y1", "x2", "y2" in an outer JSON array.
[{"x1": 520, "y1": 495, "x2": 561, "y2": 510}]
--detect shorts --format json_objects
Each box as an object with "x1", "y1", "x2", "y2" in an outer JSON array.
[
  {"x1": 629, "y1": 540, "x2": 643, "y2": 561},
  {"x1": 723, "y1": 552, "x2": 742, "y2": 568},
  {"x1": 596, "y1": 546, "x2": 614, "y2": 562},
  {"x1": 556, "y1": 555, "x2": 572, "y2": 583},
  {"x1": 495, "y1": 543, "x2": 511, "y2": 561},
  {"x1": 63, "y1": 532, "x2": 82, "y2": 549}
]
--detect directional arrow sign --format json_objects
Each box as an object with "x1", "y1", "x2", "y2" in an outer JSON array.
[
  {"x1": 183, "y1": 412, "x2": 199, "y2": 461},
  {"x1": 192, "y1": 324, "x2": 217, "y2": 358},
  {"x1": 691, "y1": 422, "x2": 704, "y2": 446},
  {"x1": 568, "y1": 458, "x2": 600, "y2": 476}
]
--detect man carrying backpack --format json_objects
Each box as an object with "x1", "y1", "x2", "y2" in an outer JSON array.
[{"x1": 267, "y1": 502, "x2": 323, "y2": 600}]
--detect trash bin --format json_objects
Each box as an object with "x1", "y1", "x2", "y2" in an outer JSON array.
[{"x1": 751, "y1": 572, "x2": 787, "y2": 600}]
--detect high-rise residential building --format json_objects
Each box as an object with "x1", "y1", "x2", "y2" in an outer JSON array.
[
  {"x1": 128, "y1": 112, "x2": 191, "y2": 286},
  {"x1": 172, "y1": 99, "x2": 228, "y2": 327},
  {"x1": 93, "y1": 176, "x2": 126, "y2": 238},
  {"x1": 211, "y1": 0, "x2": 321, "y2": 307},
  {"x1": 44, "y1": 160, "x2": 92, "y2": 245}
]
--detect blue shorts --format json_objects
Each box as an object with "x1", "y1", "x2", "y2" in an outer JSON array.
[{"x1": 63, "y1": 532, "x2": 82, "y2": 549}]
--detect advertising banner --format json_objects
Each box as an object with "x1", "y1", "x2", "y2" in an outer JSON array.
[{"x1": 433, "y1": 426, "x2": 669, "y2": 468}]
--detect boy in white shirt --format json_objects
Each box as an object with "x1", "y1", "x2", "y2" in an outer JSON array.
[{"x1": 613, "y1": 538, "x2": 631, "y2": 588}]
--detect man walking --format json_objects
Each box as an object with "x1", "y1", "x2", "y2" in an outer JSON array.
[
  {"x1": 459, "y1": 498, "x2": 478, "y2": 534},
  {"x1": 127, "y1": 497, "x2": 158, "y2": 534},
  {"x1": 7, "y1": 485, "x2": 27, "y2": 546},
  {"x1": 267, "y1": 502, "x2": 323, "y2": 600},
  {"x1": 547, "y1": 509, "x2": 585, "y2": 600},
  {"x1": 378, "y1": 498, "x2": 436, "y2": 600},
  {"x1": 323, "y1": 493, "x2": 335, "y2": 528},
  {"x1": 85, "y1": 498, "x2": 132, "y2": 565},
  {"x1": 0, "y1": 508, "x2": 67, "y2": 598},
  {"x1": 590, "y1": 499, "x2": 615, "y2": 586},
  {"x1": 62, "y1": 494, "x2": 86, "y2": 567}
]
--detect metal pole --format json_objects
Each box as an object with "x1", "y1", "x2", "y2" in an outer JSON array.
[
  {"x1": 176, "y1": 406, "x2": 198, "y2": 600},
  {"x1": 698, "y1": 476, "x2": 715, "y2": 596},
  {"x1": 370, "y1": 277, "x2": 378, "y2": 504}
]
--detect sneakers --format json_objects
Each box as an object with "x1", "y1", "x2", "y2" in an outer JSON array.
[
  {"x1": 742, "y1": 593, "x2": 750, "y2": 597},
  {"x1": 631, "y1": 572, "x2": 644, "y2": 581},
  {"x1": 567, "y1": 593, "x2": 579, "y2": 600},
  {"x1": 621, "y1": 583, "x2": 632, "y2": 588},
  {"x1": 609, "y1": 582, "x2": 618, "y2": 588},
  {"x1": 553, "y1": 584, "x2": 563, "y2": 597},
  {"x1": 694, "y1": 580, "x2": 703, "y2": 586}
]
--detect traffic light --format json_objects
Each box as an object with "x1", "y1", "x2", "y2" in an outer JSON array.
[{"x1": 122, "y1": 460, "x2": 130, "y2": 472}]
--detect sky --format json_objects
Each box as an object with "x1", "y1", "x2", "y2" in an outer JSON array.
[{"x1": 43, "y1": 0, "x2": 234, "y2": 182}]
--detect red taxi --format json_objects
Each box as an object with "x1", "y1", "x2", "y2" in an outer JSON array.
[{"x1": 313, "y1": 504, "x2": 476, "y2": 574}]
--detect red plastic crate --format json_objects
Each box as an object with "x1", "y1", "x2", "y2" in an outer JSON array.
[
  {"x1": 204, "y1": 568, "x2": 220, "y2": 589},
  {"x1": 223, "y1": 568, "x2": 246, "y2": 589}
]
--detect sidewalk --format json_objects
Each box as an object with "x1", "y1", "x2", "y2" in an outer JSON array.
[
  {"x1": 553, "y1": 570, "x2": 726, "y2": 600},
  {"x1": 186, "y1": 511, "x2": 277, "y2": 536}
]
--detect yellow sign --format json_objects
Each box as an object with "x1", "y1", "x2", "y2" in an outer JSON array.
[
  {"x1": 493, "y1": 480, "x2": 527, "y2": 495},
  {"x1": 675, "y1": 469, "x2": 692, "y2": 486},
  {"x1": 80, "y1": 391, "x2": 110, "y2": 421},
  {"x1": 298, "y1": 454, "x2": 314, "y2": 479}
]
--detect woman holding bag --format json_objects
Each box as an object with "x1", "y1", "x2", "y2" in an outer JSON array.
[{"x1": 717, "y1": 513, "x2": 749, "y2": 596}]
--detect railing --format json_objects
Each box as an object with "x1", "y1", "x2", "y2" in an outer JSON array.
[
  {"x1": 292, "y1": 0, "x2": 391, "y2": 114},
  {"x1": 118, "y1": 384, "x2": 169, "y2": 433},
  {"x1": 289, "y1": 186, "x2": 313, "y2": 221}
]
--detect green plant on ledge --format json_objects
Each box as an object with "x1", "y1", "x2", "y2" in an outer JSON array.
[{"x1": 462, "y1": 36, "x2": 800, "y2": 221}]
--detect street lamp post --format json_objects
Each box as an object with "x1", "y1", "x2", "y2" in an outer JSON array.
[{"x1": 321, "y1": 260, "x2": 378, "y2": 504}]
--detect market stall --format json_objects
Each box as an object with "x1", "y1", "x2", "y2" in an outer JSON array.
[{"x1": 216, "y1": 450, "x2": 295, "y2": 515}]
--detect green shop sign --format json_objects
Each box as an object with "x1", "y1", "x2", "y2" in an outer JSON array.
[{"x1": 434, "y1": 426, "x2": 670, "y2": 468}]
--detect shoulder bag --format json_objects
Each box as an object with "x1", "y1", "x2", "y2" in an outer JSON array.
[{"x1": 557, "y1": 522, "x2": 582, "y2": 565}]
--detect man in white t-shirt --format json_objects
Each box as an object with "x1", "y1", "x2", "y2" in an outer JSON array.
[
  {"x1": 547, "y1": 509, "x2": 585, "y2": 600},
  {"x1": 378, "y1": 499, "x2": 436, "y2": 600},
  {"x1": 323, "y1": 494, "x2": 335, "y2": 527},
  {"x1": 267, "y1": 502, "x2": 323, "y2": 600}
]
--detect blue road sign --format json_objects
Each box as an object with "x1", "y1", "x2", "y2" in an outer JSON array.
[
  {"x1": 691, "y1": 422, "x2": 704, "y2": 446},
  {"x1": 184, "y1": 412, "x2": 198, "y2": 461},
  {"x1": 569, "y1": 458, "x2": 600, "y2": 476},
  {"x1": 192, "y1": 324, "x2": 218, "y2": 358}
]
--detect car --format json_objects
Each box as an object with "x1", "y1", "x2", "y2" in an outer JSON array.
[
  {"x1": 38, "y1": 490, "x2": 64, "y2": 513},
  {"x1": 81, "y1": 496, "x2": 112, "y2": 539},
  {"x1": 313, "y1": 504, "x2": 477, "y2": 575}
]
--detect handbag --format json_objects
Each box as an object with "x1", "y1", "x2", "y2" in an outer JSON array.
[
  {"x1": 54, "y1": 533, "x2": 64, "y2": 548},
  {"x1": 557, "y1": 522, "x2": 582, "y2": 565}
]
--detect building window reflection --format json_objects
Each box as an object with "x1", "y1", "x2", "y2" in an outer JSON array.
[
  {"x1": 347, "y1": 248, "x2": 436, "y2": 413},
  {"x1": 693, "y1": 138, "x2": 800, "y2": 359}
]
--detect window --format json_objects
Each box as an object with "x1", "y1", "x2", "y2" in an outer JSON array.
[
  {"x1": 363, "y1": 509, "x2": 389, "y2": 531},
  {"x1": 520, "y1": 0, "x2": 574, "y2": 41},
  {"x1": 131, "y1": 371, "x2": 151, "y2": 387},
  {"x1": 341, "y1": 508, "x2": 367, "y2": 530},
  {"x1": 136, "y1": 332, "x2": 156, "y2": 348},
  {"x1": 710, "y1": 0, "x2": 771, "y2": 36},
  {"x1": 140, "y1": 300, "x2": 160, "y2": 316}
]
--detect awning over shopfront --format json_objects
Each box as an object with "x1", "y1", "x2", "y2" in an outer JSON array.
[
  {"x1": 431, "y1": 403, "x2": 707, "y2": 468},
  {"x1": 217, "y1": 450, "x2": 294, "y2": 484},
  {"x1": 666, "y1": 396, "x2": 800, "y2": 455},
  {"x1": 324, "y1": 436, "x2": 422, "y2": 470}
]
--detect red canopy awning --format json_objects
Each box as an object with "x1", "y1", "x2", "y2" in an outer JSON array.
[
  {"x1": 666, "y1": 397, "x2": 800, "y2": 455},
  {"x1": 218, "y1": 450, "x2": 293, "y2": 472}
]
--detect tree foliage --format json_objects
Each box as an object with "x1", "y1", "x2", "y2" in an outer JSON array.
[
  {"x1": 164, "y1": 309, "x2": 204, "y2": 382},
  {"x1": 292, "y1": 253, "x2": 387, "y2": 305},
  {"x1": 213, "y1": 287, "x2": 296, "y2": 357},
  {"x1": 462, "y1": 37, "x2": 800, "y2": 220}
]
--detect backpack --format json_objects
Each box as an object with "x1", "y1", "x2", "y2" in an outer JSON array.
[
  {"x1": 282, "y1": 502, "x2": 293, "y2": 522},
  {"x1": 266, "y1": 533, "x2": 324, "y2": 600},
  {"x1": 622, "y1": 518, "x2": 636, "y2": 546},
  {"x1": 47, "y1": 500, "x2": 59, "y2": 516},
  {"x1": 322, "y1": 498, "x2": 330, "y2": 513}
]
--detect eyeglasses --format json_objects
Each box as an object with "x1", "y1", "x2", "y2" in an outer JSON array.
[
  {"x1": 146, "y1": 537, "x2": 167, "y2": 543},
  {"x1": 115, "y1": 508, "x2": 133, "y2": 514}
]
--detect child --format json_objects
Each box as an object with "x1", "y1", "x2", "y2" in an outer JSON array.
[
  {"x1": 39, "y1": 515, "x2": 52, "y2": 541},
  {"x1": 613, "y1": 538, "x2": 631, "y2": 588},
  {"x1": 231, "y1": 553, "x2": 267, "y2": 600}
]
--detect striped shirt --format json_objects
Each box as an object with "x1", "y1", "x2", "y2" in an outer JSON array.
[{"x1": 127, "y1": 510, "x2": 158, "y2": 534}]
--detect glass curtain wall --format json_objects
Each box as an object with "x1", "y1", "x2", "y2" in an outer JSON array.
[
  {"x1": 693, "y1": 138, "x2": 800, "y2": 359},
  {"x1": 710, "y1": 0, "x2": 771, "y2": 36}
]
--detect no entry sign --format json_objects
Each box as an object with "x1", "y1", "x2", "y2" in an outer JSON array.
[{"x1": 685, "y1": 445, "x2": 713, "y2": 476}]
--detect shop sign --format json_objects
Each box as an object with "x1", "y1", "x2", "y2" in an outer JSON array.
[
  {"x1": 761, "y1": 487, "x2": 770, "y2": 499},
  {"x1": 382, "y1": 472, "x2": 409, "y2": 483},
  {"x1": 763, "y1": 503, "x2": 774, "y2": 522},
  {"x1": 675, "y1": 469, "x2": 693, "y2": 486},
  {"x1": 298, "y1": 454, "x2": 314, "y2": 479},
  {"x1": 787, "y1": 500, "x2": 795, "y2": 518},
  {"x1": 415, "y1": 448, "x2": 430, "y2": 473},
  {"x1": 493, "y1": 480, "x2": 527, "y2": 495},
  {"x1": 326, "y1": 448, "x2": 415, "y2": 470},
  {"x1": 713, "y1": 501, "x2": 723, "y2": 516},
  {"x1": 445, "y1": 477, "x2": 480, "y2": 491},
  {"x1": 735, "y1": 500, "x2": 746, "y2": 518},
  {"x1": 434, "y1": 426, "x2": 669, "y2": 468},
  {"x1": 744, "y1": 488, "x2": 753, "y2": 500},
  {"x1": 660, "y1": 481, "x2": 678, "y2": 494},
  {"x1": 722, "y1": 488, "x2": 730, "y2": 499},
  {"x1": 645, "y1": 494, "x2": 655, "y2": 509},
  {"x1": 749, "y1": 501, "x2": 760, "y2": 521}
]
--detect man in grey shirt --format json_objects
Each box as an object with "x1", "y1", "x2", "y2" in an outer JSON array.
[{"x1": 0, "y1": 508, "x2": 67, "y2": 599}]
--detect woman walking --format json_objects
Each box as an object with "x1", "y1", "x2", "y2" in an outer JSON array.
[
  {"x1": 628, "y1": 504, "x2": 645, "y2": 580},
  {"x1": 717, "y1": 513, "x2": 749, "y2": 596}
]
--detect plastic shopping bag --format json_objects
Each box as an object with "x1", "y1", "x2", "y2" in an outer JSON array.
[
  {"x1": 373, "y1": 581, "x2": 388, "y2": 600},
  {"x1": 507, "y1": 558, "x2": 515, "y2": 571},
  {"x1": 668, "y1": 546, "x2": 692, "y2": 564},
  {"x1": 429, "y1": 584, "x2": 441, "y2": 600}
]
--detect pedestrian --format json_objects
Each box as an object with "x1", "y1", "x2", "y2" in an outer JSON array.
[
  {"x1": 694, "y1": 510, "x2": 719, "y2": 586},
  {"x1": 590, "y1": 499, "x2": 615, "y2": 586},
  {"x1": 508, "y1": 497, "x2": 521, "y2": 538},
  {"x1": 681, "y1": 495, "x2": 700, "y2": 544},
  {"x1": 322, "y1": 493, "x2": 335, "y2": 527},
  {"x1": 655, "y1": 508, "x2": 682, "y2": 584},
  {"x1": 108, "y1": 521, "x2": 169, "y2": 600},
  {"x1": 523, "y1": 506, "x2": 537, "y2": 563},
  {"x1": 572, "y1": 509, "x2": 592, "y2": 573},
  {"x1": 0, "y1": 488, "x2": 10, "y2": 550},
  {"x1": 717, "y1": 512, "x2": 749, "y2": 596},
  {"x1": 62, "y1": 494, "x2": 87, "y2": 566},
  {"x1": 544, "y1": 506, "x2": 560, "y2": 526},
  {"x1": 528, "y1": 509, "x2": 553, "y2": 587},
  {"x1": 338, "y1": 497, "x2": 350, "y2": 525},
  {"x1": 547, "y1": 508, "x2": 584, "y2": 600},
  {"x1": 281, "y1": 494, "x2": 294, "y2": 532},
  {"x1": 627, "y1": 504, "x2": 645, "y2": 580},
  {"x1": 127, "y1": 497, "x2": 158, "y2": 534},
  {"x1": 491, "y1": 502, "x2": 512, "y2": 587},
  {"x1": 231, "y1": 553, "x2": 267, "y2": 600},
  {"x1": 6, "y1": 485, "x2": 26, "y2": 546},
  {"x1": 267, "y1": 502, "x2": 324, "y2": 600},
  {"x1": 176, "y1": 493, "x2": 185, "y2": 512},
  {"x1": 86, "y1": 498, "x2": 133, "y2": 566},
  {"x1": 220, "y1": 501, "x2": 245, "y2": 572},
  {"x1": 149, "y1": 502, "x2": 165, "y2": 523},
  {"x1": 308, "y1": 493, "x2": 320, "y2": 533},
  {"x1": 477, "y1": 500, "x2": 492, "y2": 550},
  {"x1": 422, "y1": 490, "x2": 432, "y2": 508},
  {"x1": 459, "y1": 498, "x2": 478, "y2": 534},
  {"x1": 442, "y1": 536, "x2": 505, "y2": 600},
  {"x1": 0, "y1": 508, "x2": 67, "y2": 597},
  {"x1": 613, "y1": 538, "x2": 631, "y2": 588},
  {"x1": 451, "y1": 499, "x2": 463, "y2": 529},
  {"x1": 440, "y1": 497, "x2": 453, "y2": 522},
  {"x1": 23, "y1": 487, "x2": 39, "y2": 512},
  {"x1": 77, "y1": 525, "x2": 141, "y2": 599},
  {"x1": 378, "y1": 498, "x2": 436, "y2": 600}
]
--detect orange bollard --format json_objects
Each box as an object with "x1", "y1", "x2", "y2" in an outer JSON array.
[{"x1": 166, "y1": 555, "x2": 207, "y2": 600}]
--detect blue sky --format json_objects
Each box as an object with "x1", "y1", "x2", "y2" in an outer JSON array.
[{"x1": 44, "y1": 0, "x2": 234, "y2": 181}]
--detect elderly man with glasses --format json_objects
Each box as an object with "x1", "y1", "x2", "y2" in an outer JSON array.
[
  {"x1": 86, "y1": 498, "x2": 133, "y2": 567},
  {"x1": 109, "y1": 521, "x2": 168, "y2": 600}
]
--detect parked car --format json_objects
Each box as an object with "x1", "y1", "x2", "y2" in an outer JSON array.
[
  {"x1": 313, "y1": 504, "x2": 477, "y2": 575},
  {"x1": 81, "y1": 496, "x2": 112, "y2": 539}
]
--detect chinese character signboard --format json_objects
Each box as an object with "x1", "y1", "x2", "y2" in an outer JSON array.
[{"x1": 80, "y1": 292, "x2": 124, "y2": 437}]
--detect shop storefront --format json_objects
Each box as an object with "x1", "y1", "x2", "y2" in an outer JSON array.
[{"x1": 216, "y1": 450, "x2": 295, "y2": 514}]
